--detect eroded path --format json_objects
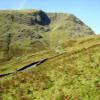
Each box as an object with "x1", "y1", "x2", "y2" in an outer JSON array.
[
  {"x1": 0, "y1": 59, "x2": 47, "y2": 78},
  {"x1": 0, "y1": 42, "x2": 100, "y2": 78}
]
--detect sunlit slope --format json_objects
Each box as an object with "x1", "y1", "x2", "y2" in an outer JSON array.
[
  {"x1": 47, "y1": 13, "x2": 95, "y2": 49},
  {"x1": 0, "y1": 35, "x2": 99, "y2": 74},
  {"x1": 0, "y1": 35, "x2": 100, "y2": 100}
]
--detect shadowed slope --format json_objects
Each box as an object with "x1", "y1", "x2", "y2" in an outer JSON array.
[{"x1": 0, "y1": 9, "x2": 95, "y2": 63}]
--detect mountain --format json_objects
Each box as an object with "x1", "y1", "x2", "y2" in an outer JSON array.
[
  {"x1": 0, "y1": 10, "x2": 94, "y2": 62},
  {"x1": 0, "y1": 9, "x2": 99, "y2": 100}
]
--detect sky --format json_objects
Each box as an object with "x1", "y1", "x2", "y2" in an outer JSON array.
[{"x1": 0, "y1": 0, "x2": 100, "y2": 34}]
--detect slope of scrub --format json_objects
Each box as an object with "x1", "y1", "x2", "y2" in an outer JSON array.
[{"x1": 0, "y1": 35, "x2": 100, "y2": 100}]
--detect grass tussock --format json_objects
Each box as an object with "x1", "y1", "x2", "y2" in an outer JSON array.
[{"x1": 0, "y1": 36, "x2": 100, "y2": 100}]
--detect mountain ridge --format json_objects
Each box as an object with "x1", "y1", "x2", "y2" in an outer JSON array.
[
  {"x1": 0, "y1": 9, "x2": 99, "y2": 100},
  {"x1": 0, "y1": 9, "x2": 95, "y2": 62}
]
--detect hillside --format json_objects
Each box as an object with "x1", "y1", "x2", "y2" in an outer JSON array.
[
  {"x1": 0, "y1": 10, "x2": 99, "y2": 100},
  {"x1": 0, "y1": 10, "x2": 94, "y2": 62},
  {"x1": 0, "y1": 35, "x2": 100, "y2": 100}
]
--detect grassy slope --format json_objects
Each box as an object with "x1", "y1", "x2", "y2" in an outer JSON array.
[
  {"x1": 0, "y1": 35, "x2": 98, "y2": 74},
  {"x1": 0, "y1": 35, "x2": 100, "y2": 100}
]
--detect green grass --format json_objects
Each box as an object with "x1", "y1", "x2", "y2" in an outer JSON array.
[
  {"x1": 0, "y1": 10, "x2": 99, "y2": 100},
  {"x1": 0, "y1": 35, "x2": 100, "y2": 100}
]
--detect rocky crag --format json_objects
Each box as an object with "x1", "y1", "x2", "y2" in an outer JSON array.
[{"x1": 0, "y1": 10, "x2": 94, "y2": 62}]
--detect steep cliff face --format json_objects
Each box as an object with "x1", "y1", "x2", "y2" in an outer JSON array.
[{"x1": 0, "y1": 10, "x2": 95, "y2": 62}]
